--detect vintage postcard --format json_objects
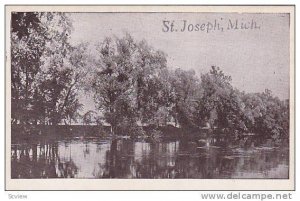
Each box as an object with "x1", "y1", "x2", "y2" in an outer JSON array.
[{"x1": 5, "y1": 5, "x2": 295, "y2": 190}]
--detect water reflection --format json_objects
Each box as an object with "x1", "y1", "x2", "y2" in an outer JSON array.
[{"x1": 11, "y1": 138, "x2": 289, "y2": 179}]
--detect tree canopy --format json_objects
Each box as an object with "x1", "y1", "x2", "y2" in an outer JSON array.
[{"x1": 11, "y1": 12, "x2": 289, "y2": 141}]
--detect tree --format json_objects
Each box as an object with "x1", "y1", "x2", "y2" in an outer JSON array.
[
  {"x1": 195, "y1": 66, "x2": 246, "y2": 133},
  {"x1": 11, "y1": 12, "x2": 89, "y2": 126},
  {"x1": 37, "y1": 42, "x2": 90, "y2": 125},
  {"x1": 194, "y1": 66, "x2": 289, "y2": 140},
  {"x1": 64, "y1": 96, "x2": 83, "y2": 125},
  {"x1": 242, "y1": 90, "x2": 289, "y2": 139},
  {"x1": 11, "y1": 12, "x2": 47, "y2": 124},
  {"x1": 169, "y1": 68, "x2": 201, "y2": 128},
  {"x1": 92, "y1": 36, "x2": 134, "y2": 133},
  {"x1": 133, "y1": 40, "x2": 168, "y2": 125},
  {"x1": 91, "y1": 34, "x2": 168, "y2": 133},
  {"x1": 11, "y1": 13, "x2": 289, "y2": 141}
]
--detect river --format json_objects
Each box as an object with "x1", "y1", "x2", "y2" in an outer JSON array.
[{"x1": 11, "y1": 137, "x2": 289, "y2": 179}]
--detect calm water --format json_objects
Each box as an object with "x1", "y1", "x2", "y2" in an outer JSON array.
[{"x1": 11, "y1": 137, "x2": 289, "y2": 179}]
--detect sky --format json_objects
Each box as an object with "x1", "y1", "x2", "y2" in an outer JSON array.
[{"x1": 68, "y1": 12, "x2": 290, "y2": 113}]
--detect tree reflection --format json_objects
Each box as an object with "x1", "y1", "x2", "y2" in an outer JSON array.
[
  {"x1": 11, "y1": 141, "x2": 78, "y2": 178},
  {"x1": 11, "y1": 137, "x2": 289, "y2": 179}
]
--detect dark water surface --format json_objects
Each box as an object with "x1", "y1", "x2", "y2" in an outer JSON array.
[{"x1": 11, "y1": 137, "x2": 289, "y2": 179}]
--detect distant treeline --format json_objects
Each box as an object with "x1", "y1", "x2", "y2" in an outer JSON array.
[{"x1": 11, "y1": 12, "x2": 289, "y2": 140}]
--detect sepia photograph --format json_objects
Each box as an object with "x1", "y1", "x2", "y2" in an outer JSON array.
[{"x1": 5, "y1": 5, "x2": 295, "y2": 190}]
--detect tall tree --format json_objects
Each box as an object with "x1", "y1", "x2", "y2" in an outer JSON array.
[
  {"x1": 195, "y1": 66, "x2": 246, "y2": 132},
  {"x1": 169, "y1": 68, "x2": 200, "y2": 128},
  {"x1": 37, "y1": 41, "x2": 90, "y2": 125},
  {"x1": 11, "y1": 12, "x2": 47, "y2": 124},
  {"x1": 92, "y1": 35, "x2": 136, "y2": 133},
  {"x1": 133, "y1": 39, "x2": 168, "y2": 125},
  {"x1": 92, "y1": 34, "x2": 168, "y2": 133},
  {"x1": 11, "y1": 12, "x2": 87, "y2": 125},
  {"x1": 242, "y1": 90, "x2": 289, "y2": 139}
]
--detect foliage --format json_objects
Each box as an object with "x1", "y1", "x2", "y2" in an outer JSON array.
[
  {"x1": 241, "y1": 90, "x2": 289, "y2": 139},
  {"x1": 168, "y1": 68, "x2": 200, "y2": 128},
  {"x1": 11, "y1": 13, "x2": 289, "y2": 141},
  {"x1": 193, "y1": 66, "x2": 289, "y2": 140},
  {"x1": 91, "y1": 34, "x2": 168, "y2": 133},
  {"x1": 11, "y1": 12, "x2": 47, "y2": 124},
  {"x1": 11, "y1": 12, "x2": 89, "y2": 125},
  {"x1": 82, "y1": 110, "x2": 96, "y2": 125}
]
